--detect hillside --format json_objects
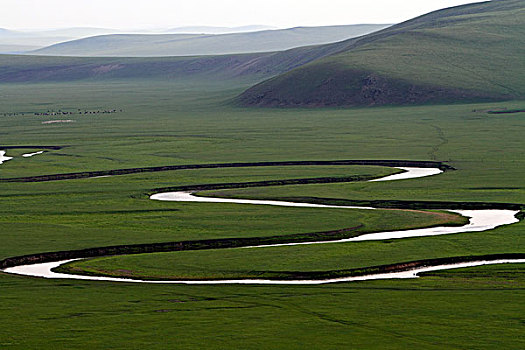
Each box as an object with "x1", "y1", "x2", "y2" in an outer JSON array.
[
  {"x1": 30, "y1": 25, "x2": 390, "y2": 57},
  {"x1": 0, "y1": 27, "x2": 379, "y2": 84},
  {"x1": 238, "y1": 0, "x2": 525, "y2": 107},
  {"x1": 0, "y1": 54, "x2": 266, "y2": 83}
]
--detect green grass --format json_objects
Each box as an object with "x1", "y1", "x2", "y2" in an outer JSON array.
[
  {"x1": 1, "y1": 166, "x2": 450, "y2": 259},
  {"x1": 0, "y1": 79, "x2": 524, "y2": 348},
  {"x1": 64, "y1": 219, "x2": 519, "y2": 281},
  {"x1": 1, "y1": 264, "x2": 523, "y2": 349}
]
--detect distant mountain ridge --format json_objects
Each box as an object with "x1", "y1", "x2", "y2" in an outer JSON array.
[
  {"x1": 165, "y1": 25, "x2": 276, "y2": 34},
  {"x1": 0, "y1": 26, "x2": 276, "y2": 54},
  {"x1": 29, "y1": 24, "x2": 391, "y2": 57}
]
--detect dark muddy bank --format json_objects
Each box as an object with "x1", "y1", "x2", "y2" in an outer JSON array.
[
  {"x1": 1, "y1": 159, "x2": 453, "y2": 182},
  {"x1": 0, "y1": 226, "x2": 366, "y2": 269},
  {"x1": 235, "y1": 253, "x2": 525, "y2": 281},
  {"x1": 275, "y1": 197, "x2": 525, "y2": 212},
  {"x1": 151, "y1": 175, "x2": 378, "y2": 194},
  {"x1": 34, "y1": 254, "x2": 525, "y2": 282},
  {"x1": 0, "y1": 145, "x2": 64, "y2": 150}
]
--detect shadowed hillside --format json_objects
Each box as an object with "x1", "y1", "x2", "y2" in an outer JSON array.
[
  {"x1": 238, "y1": 0, "x2": 525, "y2": 107},
  {"x1": 0, "y1": 48, "x2": 339, "y2": 84}
]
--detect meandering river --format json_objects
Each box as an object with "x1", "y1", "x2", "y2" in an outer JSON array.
[{"x1": 3, "y1": 166, "x2": 521, "y2": 284}]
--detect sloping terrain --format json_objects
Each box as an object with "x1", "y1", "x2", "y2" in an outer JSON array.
[
  {"x1": 0, "y1": 54, "x2": 265, "y2": 83},
  {"x1": 238, "y1": 0, "x2": 525, "y2": 107},
  {"x1": 0, "y1": 51, "x2": 317, "y2": 84},
  {"x1": 0, "y1": 32, "x2": 375, "y2": 84},
  {"x1": 30, "y1": 25, "x2": 389, "y2": 57}
]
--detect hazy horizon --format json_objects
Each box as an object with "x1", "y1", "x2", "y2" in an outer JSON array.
[
  {"x1": 1, "y1": 24, "x2": 385, "y2": 34},
  {"x1": 2, "y1": 0, "x2": 483, "y2": 31}
]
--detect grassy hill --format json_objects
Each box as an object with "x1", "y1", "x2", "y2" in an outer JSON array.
[
  {"x1": 0, "y1": 31, "x2": 378, "y2": 84},
  {"x1": 0, "y1": 51, "x2": 326, "y2": 84},
  {"x1": 29, "y1": 25, "x2": 389, "y2": 57},
  {"x1": 0, "y1": 54, "x2": 267, "y2": 83},
  {"x1": 238, "y1": 0, "x2": 525, "y2": 107}
]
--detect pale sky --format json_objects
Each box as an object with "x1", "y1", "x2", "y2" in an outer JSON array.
[{"x1": 3, "y1": 0, "x2": 484, "y2": 30}]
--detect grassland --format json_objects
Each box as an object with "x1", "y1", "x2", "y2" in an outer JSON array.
[
  {"x1": 60, "y1": 218, "x2": 520, "y2": 281},
  {"x1": 0, "y1": 79, "x2": 524, "y2": 348},
  {"x1": 4, "y1": 165, "x2": 454, "y2": 259},
  {"x1": 1, "y1": 265, "x2": 524, "y2": 349}
]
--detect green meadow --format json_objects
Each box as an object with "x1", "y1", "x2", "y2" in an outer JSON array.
[{"x1": 0, "y1": 80, "x2": 524, "y2": 348}]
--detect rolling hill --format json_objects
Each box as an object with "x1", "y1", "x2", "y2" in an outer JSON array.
[
  {"x1": 0, "y1": 26, "x2": 278, "y2": 54},
  {"x1": 29, "y1": 25, "x2": 390, "y2": 57},
  {"x1": 0, "y1": 24, "x2": 392, "y2": 84},
  {"x1": 238, "y1": 0, "x2": 525, "y2": 107},
  {"x1": 165, "y1": 25, "x2": 276, "y2": 34}
]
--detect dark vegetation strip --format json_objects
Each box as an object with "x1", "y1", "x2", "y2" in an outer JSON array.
[
  {"x1": 56, "y1": 254, "x2": 525, "y2": 281},
  {"x1": 488, "y1": 109, "x2": 525, "y2": 114},
  {"x1": 150, "y1": 175, "x2": 377, "y2": 193},
  {"x1": 0, "y1": 145, "x2": 65, "y2": 150},
  {"x1": 276, "y1": 197, "x2": 525, "y2": 212},
  {"x1": 0, "y1": 159, "x2": 453, "y2": 182},
  {"x1": 245, "y1": 254, "x2": 525, "y2": 281},
  {"x1": 0, "y1": 225, "x2": 364, "y2": 269}
]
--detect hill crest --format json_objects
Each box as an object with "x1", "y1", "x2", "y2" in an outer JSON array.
[{"x1": 238, "y1": 0, "x2": 525, "y2": 107}]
